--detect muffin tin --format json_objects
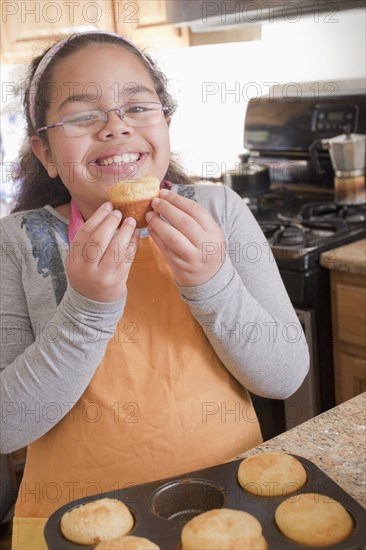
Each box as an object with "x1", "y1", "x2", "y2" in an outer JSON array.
[{"x1": 44, "y1": 454, "x2": 366, "y2": 549}]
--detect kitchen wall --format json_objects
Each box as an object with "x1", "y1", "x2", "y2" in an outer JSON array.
[
  {"x1": 1, "y1": 6, "x2": 365, "y2": 212},
  {"x1": 152, "y1": 7, "x2": 366, "y2": 179}
]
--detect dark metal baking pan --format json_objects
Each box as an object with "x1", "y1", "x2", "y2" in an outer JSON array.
[{"x1": 44, "y1": 454, "x2": 366, "y2": 549}]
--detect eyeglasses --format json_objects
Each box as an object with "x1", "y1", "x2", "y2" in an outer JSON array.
[{"x1": 37, "y1": 102, "x2": 170, "y2": 137}]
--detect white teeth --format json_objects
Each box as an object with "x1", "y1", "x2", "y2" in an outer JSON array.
[{"x1": 98, "y1": 153, "x2": 140, "y2": 166}]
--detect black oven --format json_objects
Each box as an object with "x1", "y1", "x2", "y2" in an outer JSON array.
[{"x1": 239, "y1": 82, "x2": 366, "y2": 439}]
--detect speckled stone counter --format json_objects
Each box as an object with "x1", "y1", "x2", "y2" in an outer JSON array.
[
  {"x1": 237, "y1": 392, "x2": 366, "y2": 508},
  {"x1": 320, "y1": 239, "x2": 366, "y2": 275}
]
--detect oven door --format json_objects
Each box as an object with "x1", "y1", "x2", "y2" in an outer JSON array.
[
  {"x1": 284, "y1": 308, "x2": 321, "y2": 429},
  {"x1": 250, "y1": 308, "x2": 323, "y2": 439}
]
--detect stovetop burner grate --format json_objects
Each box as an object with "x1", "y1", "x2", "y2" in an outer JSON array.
[
  {"x1": 250, "y1": 193, "x2": 366, "y2": 270},
  {"x1": 300, "y1": 202, "x2": 366, "y2": 224},
  {"x1": 260, "y1": 218, "x2": 350, "y2": 248}
]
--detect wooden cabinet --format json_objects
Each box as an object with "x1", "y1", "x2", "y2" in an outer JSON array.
[
  {"x1": 114, "y1": 0, "x2": 190, "y2": 49},
  {"x1": 1, "y1": 0, "x2": 260, "y2": 63},
  {"x1": 0, "y1": 0, "x2": 189, "y2": 64},
  {"x1": 1, "y1": 0, "x2": 115, "y2": 64},
  {"x1": 110, "y1": 1, "x2": 259, "y2": 49},
  {"x1": 330, "y1": 270, "x2": 366, "y2": 404}
]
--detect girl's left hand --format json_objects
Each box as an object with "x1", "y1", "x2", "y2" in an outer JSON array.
[{"x1": 145, "y1": 189, "x2": 225, "y2": 286}]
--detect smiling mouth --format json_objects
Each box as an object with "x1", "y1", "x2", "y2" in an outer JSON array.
[{"x1": 96, "y1": 153, "x2": 142, "y2": 166}]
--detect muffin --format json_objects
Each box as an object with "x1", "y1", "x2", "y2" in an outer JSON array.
[
  {"x1": 238, "y1": 451, "x2": 307, "y2": 497},
  {"x1": 275, "y1": 492, "x2": 354, "y2": 546},
  {"x1": 60, "y1": 498, "x2": 134, "y2": 545},
  {"x1": 108, "y1": 175, "x2": 160, "y2": 228},
  {"x1": 181, "y1": 508, "x2": 267, "y2": 549},
  {"x1": 95, "y1": 535, "x2": 160, "y2": 549}
]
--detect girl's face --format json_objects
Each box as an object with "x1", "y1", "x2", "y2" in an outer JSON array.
[{"x1": 32, "y1": 44, "x2": 171, "y2": 219}]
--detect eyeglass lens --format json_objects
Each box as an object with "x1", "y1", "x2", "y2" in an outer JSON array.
[{"x1": 62, "y1": 102, "x2": 164, "y2": 136}]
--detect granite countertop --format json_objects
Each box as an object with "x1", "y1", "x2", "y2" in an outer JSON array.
[
  {"x1": 320, "y1": 238, "x2": 366, "y2": 275},
  {"x1": 237, "y1": 392, "x2": 366, "y2": 508}
]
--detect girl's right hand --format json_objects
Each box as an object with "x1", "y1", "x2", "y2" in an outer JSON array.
[{"x1": 66, "y1": 202, "x2": 140, "y2": 302}]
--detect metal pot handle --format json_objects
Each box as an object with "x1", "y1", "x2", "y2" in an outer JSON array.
[{"x1": 309, "y1": 139, "x2": 326, "y2": 177}]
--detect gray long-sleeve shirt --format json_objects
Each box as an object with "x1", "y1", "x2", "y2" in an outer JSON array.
[{"x1": 0, "y1": 184, "x2": 309, "y2": 453}]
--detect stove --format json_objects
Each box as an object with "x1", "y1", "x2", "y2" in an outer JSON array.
[
  {"x1": 246, "y1": 191, "x2": 366, "y2": 270},
  {"x1": 239, "y1": 82, "x2": 366, "y2": 439}
]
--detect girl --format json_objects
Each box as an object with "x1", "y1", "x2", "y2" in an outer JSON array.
[{"x1": 0, "y1": 31, "x2": 309, "y2": 549}]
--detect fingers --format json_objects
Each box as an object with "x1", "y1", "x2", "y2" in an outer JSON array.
[
  {"x1": 157, "y1": 189, "x2": 209, "y2": 223},
  {"x1": 146, "y1": 198, "x2": 203, "y2": 255},
  {"x1": 146, "y1": 189, "x2": 221, "y2": 259},
  {"x1": 151, "y1": 189, "x2": 212, "y2": 235},
  {"x1": 145, "y1": 189, "x2": 225, "y2": 287},
  {"x1": 71, "y1": 202, "x2": 140, "y2": 266},
  {"x1": 66, "y1": 204, "x2": 140, "y2": 302},
  {"x1": 72, "y1": 202, "x2": 121, "y2": 252},
  {"x1": 147, "y1": 223, "x2": 186, "y2": 265},
  {"x1": 100, "y1": 217, "x2": 140, "y2": 273},
  {"x1": 147, "y1": 213, "x2": 194, "y2": 259}
]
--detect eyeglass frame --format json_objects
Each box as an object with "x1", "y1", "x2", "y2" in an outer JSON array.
[{"x1": 36, "y1": 101, "x2": 171, "y2": 136}]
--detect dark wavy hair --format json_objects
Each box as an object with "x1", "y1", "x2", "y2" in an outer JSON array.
[{"x1": 12, "y1": 32, "x2": 195, "y2": 213}]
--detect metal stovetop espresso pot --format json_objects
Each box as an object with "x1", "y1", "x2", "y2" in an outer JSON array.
[{"x1": 310, "y1": 133, "x2": 366, "y2": 205}]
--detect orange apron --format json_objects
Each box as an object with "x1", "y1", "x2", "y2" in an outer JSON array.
[{"x1": 12, "y1": 237, "x2": 262, "y2": 549}]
